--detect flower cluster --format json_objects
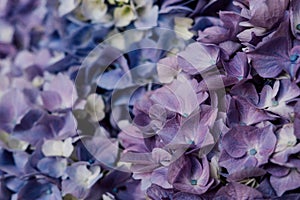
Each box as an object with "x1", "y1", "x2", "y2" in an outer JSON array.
[{"x1": 1, "y1": 0, "x2": 300, "y2": 199}]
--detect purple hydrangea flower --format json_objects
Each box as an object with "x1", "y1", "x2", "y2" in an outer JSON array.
[
  {"x1": 268, "y1": 163, "x2": 300, "y2": 196},
  {"x1": 169, "y1": 156, "x2": 214, "y2": 195},
  {"x1": 227, "y1": 95, "x2": 273, "y2": 127},
  {"x1": 247, "y1": 0, "x2": 288, "y2": 29},
  {"x1": 37, "y1": 157, "x2": 67, "y2": 178},
  {"x1": 42, "y1": 73, "x2": 78, "y2": 111},
  {"x1": 247, "y1": 37, "x2": 300, "y2": 78},
  {"x1": 17, "y1": 179, "x2": 62, "y2": 200},
  {"x1": 271, "y1": 124, "x2": 300, "y2": 165},
  {"x1": 178, "y1": 42, "x2": 220, "y2": 75},
  {"x1": 62, "y1": 162, "x2": 103, "y2": 199},
  {"x1": 219, "y1": 125, "x2": 276, "y2": 174},
  {"x1": 223, "y1": 52, "x2": 250, "y2": 80},
  {"x1": 0, "y1": 89, "x2": 30, "y2": 133},
  {"x1": 258, "y1": 79, "x2": 300, "y2": 118}
]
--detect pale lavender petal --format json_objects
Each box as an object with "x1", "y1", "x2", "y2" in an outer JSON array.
[
  {"x1": 37, "y1": 157, "x2": 67, "y2": 178},
  {"x1": 271, "y1": 169, "x2": 300, "y2": 196},
  {"x1": 214, "y1": 182, "x2": 263, "y2": 199},
  {"x1": 248, "y1": 0, "x2": 288, "y2": 29},
  {"x1": 41, "y1": 91, "x2": 62, "y2": 111},
  {"x1": 178, "y1": 42, "x2": 219, "y2": 75},
  {"x1": 247, "y1": 37, "x2": 290, "y2": 78}
]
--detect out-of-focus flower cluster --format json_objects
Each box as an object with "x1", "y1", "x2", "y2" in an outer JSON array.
[{"x1": 1, "y1": 0, "x2": 300, "y2": 199}]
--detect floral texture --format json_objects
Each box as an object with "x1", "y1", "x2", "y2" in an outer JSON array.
[{"x1": 1, "y1": 0, "x2": 300, "y2": 199}]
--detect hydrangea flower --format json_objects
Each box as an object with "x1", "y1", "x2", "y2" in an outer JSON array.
[
  {"x1": 242, "y1": 0, "x2": 288, "y2": 29},
  {"x1": 79, "y1": 129, "x2": 119, "y2": 166},
  {"x1": 121, "y1": 148, "x2": 174, "y2": 190},
  {"x1": 174, "y1": 17, "x2": 194, "y2": 40},
  {"x1": 169, "y1": 156, "x2": 214, "y2": 195},
  {"x1": 37, "y1": 157, "x2": 67, "y2": 178},
  {"x1": 149, "y1": 75, "x2": 202, "y2": 118},
  {"x1": 275, "y1": 124, "x2": 297, "y2": 151},
  {"x1": 17, "y1": 179, "x2": 62, "y2": 200},
  {"x1": 134, "y1": 0, "x2": 159, "y2": 29},
  {"x1": 219, "y1": 125, "x2": 276, "y2": 174},
  {"x1": 81, "y1": 0, "x2": 108, "y2": 23},
  {"x1": 0, "y1": 130, "x2": 29, "y2": 151},
  {"x1": 248, "y1": 37, "x2": 300, "y2": 78},
  {"x1": 0, "y1": 147, "x2": 29, "y2": 176},
  {"x1": 198, "y1": 11, "x2": 243, "y2": 45},
  {"x1": 178, "y1": 42, "x2": 220, "y2": 75},
  {"x1": 14, "y1": 110, "x2": 77, "y2": 146},
  {"x1": 223, "y1": 52, "x2": 250, "y2": 80},
  {"x1": 156, "y1": 56, "x2": 181, "y2": 84},
  {"x1": 257, "y1": 79, "x2": 300, "y2": 118},
  {"x1": 268, "y1": 163, "x2": 300, "y2": 196},
  {"x1": 170, "y1": 110, "x2": 216, "y2": 152},
  {"x1": 62, "y1": 162, "x2": 103, "y2": 198},
  {"x1": 114, "y1": 5, "x2": 136, "y2": 27},
  {"x1": 84, "y1": 93, "x2": 105, "y2": 122},
  {"x1": 42, "y1": 73, "x2": 78, "y2": 111},
  {"x1": 271, "y1": 124, "x2": 300, "y2": 165},
  {"x1": 41, "y1": 138, "x2": 73, "y2": 157},
  {"x1": 0, "y1": 20, "x2": 14, "y2": 43},
  {"x1": 227, "y1": 95, "x2": 273, "y2": 127},
  {"x1": 0, "y1": 89, "x2": 30, "y2": 133}
]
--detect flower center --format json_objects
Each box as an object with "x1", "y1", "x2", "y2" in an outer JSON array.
[
  {"x1": 188, "y1": 140, "x2": 195, "y2": 145},
  {"x1": 45, "y1": 188, "x2": 52, "y2": 195},
  {"x1": 88, "y1": 159, "x2": 94, "y2": 164},
  {"x1": 287, "y1": 141, "x2": 294, "y2": 146},
  {"x1": 237, "y1": 76, "x2": 244, "y2": 81},
  {"x1": 190, "y1": 179, "x2": 197, "y2": 185},
  {"x1": 272, "y1": 100, "x2": 279, "y2": 107},
  {"x1": 113, "y1": 187, "x2": 118, "y2": 193},
  {"x1": 290, "y1": 54, "x2": 299, "y2": 63},
  {"x1": 249, "y1": 148, "x2": 257, "y2": 156},
  {"x1": 296, "y1": 24, "x2": 300, "y2": 31},
  {"x1": 240, "y1": 122, "x2": 246, "y2": 126}
]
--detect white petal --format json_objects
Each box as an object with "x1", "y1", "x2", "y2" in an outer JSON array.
[
  {"x1": 62, "y1": 138, "x2": 74, "y2": 157},
  {"x1": 174, "y1": 17, "x2": 194, "y2": 40},
  {"x1": 114, "y1": 5, "x2": 136, "y2": 27},
  {"x1": 85, "y1": 93, "x2": 105, "y2": 122},
  {"x1": 58, "y1": 0, "x2": 79, "y2": 16},
  {"x1": 42, "y1": 140, "x2": 64, "y2": 157},
  {"x1": 0, "y1": 21, "x2": 14, "y2": 43},
  {"x1": 87, "y1": 166, "x2": 102, "y2": 187},
  {"x1": 81, "y1": 0, "x2": 107, "y2": 22}
]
